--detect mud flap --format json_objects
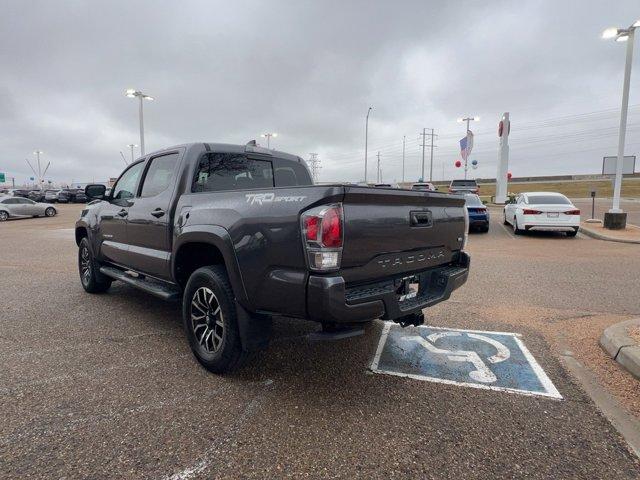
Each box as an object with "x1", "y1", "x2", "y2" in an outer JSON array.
[{"x1": 236, "y1": 302, "x2": 272, "y2": 352}]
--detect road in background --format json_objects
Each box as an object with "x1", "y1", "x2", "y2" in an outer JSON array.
[{"x1": 0, "y1": 204, "x2": 639, "y2": 478}]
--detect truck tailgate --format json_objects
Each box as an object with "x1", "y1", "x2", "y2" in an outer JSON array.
[{"x1": 340, "y1": 186, "x2": 466, "y2": 281}]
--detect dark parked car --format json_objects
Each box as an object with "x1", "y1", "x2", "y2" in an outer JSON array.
[
  {"x1": 11, "y1": 189, "x2": 31, "y2": 198},
  {"x1": 411, "y1": 182, "x2": 436, "y2": 192},
  {"x1": 73, "y1": 189, "x2": 87, "y2": 203},
  {"x1": 28, "y1": 190, "x2": 46, "y2": 202},
  {"x1": 76, "y1": 142, "x2": 470, "y2": 373},
  {"x1": 464, "y1": 193, "x2": 489, "y2": 232}
]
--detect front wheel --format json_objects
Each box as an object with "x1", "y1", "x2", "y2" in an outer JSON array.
[
  {"x1": 183, "y1": 266, "x2": 246, "y2": 374},
  {"x1": 0, "y1": 211, "x2": 8, "y2": 221},
  {"x1": 78, "y1": 237, "x2": 112, "y2": 293},
  {"x1": 45, "y1": 207, "x2": 56, "y2": 217}
]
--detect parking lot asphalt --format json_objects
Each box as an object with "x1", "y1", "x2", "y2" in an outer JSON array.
[{"x1": 1, "y1": 204, "x2": 640, "y2": 479}]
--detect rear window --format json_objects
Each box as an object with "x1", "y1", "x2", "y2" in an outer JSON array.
[
  {"x1": 273, "y1": 159, "x2": 313, "y2": 187},
  {"x1": 464, "y1": 194, "x2": 483, "y2": 206},
  {"x1": 527, "y1": 195, "x2": 571, "y2": 205},
  {"x1": 193, "y1": 153, "x2": 274, "y2": 192},
  {"x1": 451, "y1": 180, "x2": 477, "y2": 186}
]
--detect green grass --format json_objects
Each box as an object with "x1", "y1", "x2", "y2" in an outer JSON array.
[{"x1": 470, "y1": 179, "x2": 640, "y2": 199}]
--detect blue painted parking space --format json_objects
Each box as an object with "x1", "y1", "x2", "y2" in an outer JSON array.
[{"x1": 371, "y1": 323, "x2": 562, "y2": 399}]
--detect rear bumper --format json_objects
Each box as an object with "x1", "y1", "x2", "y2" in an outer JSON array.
[
  {"x1": 525, "y1": 225, "x2": 579, "y2": 232},
  {"x1": 306, "y1": 252, "x2": 470, "y2": 324}
]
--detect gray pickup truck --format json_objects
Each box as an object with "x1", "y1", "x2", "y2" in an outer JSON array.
[{"x1": 76, "y1": 142, "x2": 470, "y2": 373}]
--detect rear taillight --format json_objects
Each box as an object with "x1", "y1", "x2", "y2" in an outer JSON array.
[
  {"x1": 469, "y1": 207, "x2": 486, "y2": 213},
  {"x1": 301, "y1": 204, "x2": 343, "y2": 271},
  {"x1": 522, "y1": 209, "x2": 542, "y2": 215},
  {"x1": 564, "y1": 209, "x2": 580, "y2": 215}
]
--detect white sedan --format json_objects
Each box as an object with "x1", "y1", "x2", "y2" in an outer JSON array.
[{"x1": 503, "y1": 192, "x2": 580, "y2": 237}]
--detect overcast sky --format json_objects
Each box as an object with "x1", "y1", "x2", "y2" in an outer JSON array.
[{"x1": 1, "y1": 0, "x2": 639, "y2": 186}]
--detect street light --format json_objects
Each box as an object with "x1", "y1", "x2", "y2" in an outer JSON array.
[
  {"x1": 127, "y1": 144, "x2": 138, "y2": 163},
  {"x1": 125, "y1": 89, "x2": 154, "y2": 156},
  {"x1": 457, "y1": 116, "x2": 479, "y2": 179},
  {"x1": 364, "y1": 106, "x2": 373, "y2": 183},
  {"x1": 260, "y1": 132, "x2": 278, "y2": 149},
  {"x1": 601, "y1": 19, "x2": 639, "y2": 229}
]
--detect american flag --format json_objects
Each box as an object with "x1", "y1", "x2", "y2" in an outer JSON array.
[{"x1": 459, "y1": 130, "x2": 474, "y2": 160}]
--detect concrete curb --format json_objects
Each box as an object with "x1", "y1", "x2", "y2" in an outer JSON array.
[
  {"x1": 600, "y1": 318, "x2": 640, "y2": 380},
  {"x1": 579, "y1": 226, "x2": 640, "y2": 244}
]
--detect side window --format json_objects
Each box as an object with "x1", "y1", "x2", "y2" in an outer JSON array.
[
  {"x1": 273, "y1": 159, "x2": 313, "y2": 187},
  {"x1": 112, "y1": 161, "x2": 145, "y2": 202},
  {"x1": 20, "y1": 198, "x2": 35, "y2": 204},
  {"x1": 192, "y1": 153, "x2": 274, "y2": 192},
  {"x1": 140, "y1": 153, "x2": 179, "y2": 198}
]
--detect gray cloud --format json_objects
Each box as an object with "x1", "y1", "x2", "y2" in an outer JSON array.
[{"x1": 1, "y1": 0, "x2": 638, "y2": 187}]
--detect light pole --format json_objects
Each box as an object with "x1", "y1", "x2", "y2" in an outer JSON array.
[
  {"x1": 127, "y1": 144, "x2": 138, "y2": 163},
  {"x1": 457, "y1": 116, "x2": 479, "y2": 179},
  {"x1": 260, "y1": 133, "x2": 278, "y2": 149},
  {"x1": 125, "y1": 89, "x2": 154, "y2": 156},
  {"x1": 601, "y1": 19, "x2": 640, "y2": 229},
  {"x1": 364, "y1": 106, "x2": 372, "y2": 183}
]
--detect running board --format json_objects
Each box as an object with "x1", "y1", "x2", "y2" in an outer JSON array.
[
  {"x1": 308, "y1": 327, "x2": 365, "y2": 342},
  {"x1": 99, "y1": 266, "x2": 181, "y2": 301}
]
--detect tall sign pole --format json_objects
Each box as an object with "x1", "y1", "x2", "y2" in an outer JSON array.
[{"x1": 495, "y1": 112, "x2": 510, "y2": 204}]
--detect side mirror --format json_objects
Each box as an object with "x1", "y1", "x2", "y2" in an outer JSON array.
[{"x1": 85, "y1": 184, "x2": 107, "y2": 200}]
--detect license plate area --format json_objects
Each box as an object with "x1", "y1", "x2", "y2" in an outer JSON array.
[
  {"x1": 547, "y1": 212, "x2": 559, "y2": 218},
  {"x1": 396, "y1": 275, "x2": 419, "y2": 302}
]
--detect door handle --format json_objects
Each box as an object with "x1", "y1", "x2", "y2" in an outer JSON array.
[
  {"x1": 151, "y1": 208, "x2": 166, "y2": 218},
  {"x1": 117, "y1": 209, "x2": 128, "y2": 217}
]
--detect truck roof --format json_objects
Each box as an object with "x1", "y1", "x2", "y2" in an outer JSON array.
[{"x1": 149, "y1": 142, "x2": 304, "y2": 163}]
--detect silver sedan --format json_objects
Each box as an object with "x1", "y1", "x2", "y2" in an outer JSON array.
[{"x1": 0, "y1": 196, "x2": 57, "y2": 221}]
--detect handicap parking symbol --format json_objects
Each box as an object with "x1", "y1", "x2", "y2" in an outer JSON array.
[{"x1": 371, "y1": 324, "x2": 562, "y2": 399}]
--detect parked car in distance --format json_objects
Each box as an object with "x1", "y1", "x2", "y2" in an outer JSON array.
[
  {"x1": 0, "y1": 197, "x2": 57, "y2": 221},
  {"x1": 28, "y1": 190, "x2": 46, "y2": 202},
  {"x1": 503, "y1": 192, "x2": 580, "y2": 237},
  {"x1": 73, "y1": 189, "x2": 87, "y2": 203},
  {"x1": 44, "y1": 190, "x2": 59, "y2": 203},
  {"x1": 449, "y1": 179, "x2": 479, "y2": 194},
  {"x1": 8, "y1": 189, "x2": 31, "y2": 198},
  {"x1": 464, "y1": 193, "x2": 489, "y2": 233},
  {"x1": 373, "y1": 183, "x2": 395, "y2": 188},
  {"x1": 56, "y1": 189, "x2": 75, "y2": 203},
  {"x1": 411, "y1": 182, "x2": 436, "y2": 192}
]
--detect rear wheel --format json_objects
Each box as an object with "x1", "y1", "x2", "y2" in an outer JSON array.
[
  {"x1": 567, "y1": 229, "x2": 578, "y2": 237},
  {"x1": 481, "y1": 225, "x2": 489, "y2": 233},
  {"x1": 513, "y1": 217, "x2": 523, "y2": 235},
  {"x1": 503, "y1": 212, "x2": 509, "y2": 225},
  {"x1": 0, "y1": 211, "x2": 8, "y2": 221},
  {"x1": 45, "y1": 207, "x2": 56, "y2": 217},
  {"x1": 78, "y1": 237, "x2": 112, "y2": 293},
  {"x1": 183, "y1": 266, "x2": 246, "y2": 374}
]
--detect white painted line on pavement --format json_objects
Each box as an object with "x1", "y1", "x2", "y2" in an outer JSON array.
[{"x1": 500, "y1": 223, "x2": 516, "y2": 239}]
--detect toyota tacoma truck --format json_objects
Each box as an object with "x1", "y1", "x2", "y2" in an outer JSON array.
[{"x1": 76, "y1": 142, "x2": 470, "y2": 373}]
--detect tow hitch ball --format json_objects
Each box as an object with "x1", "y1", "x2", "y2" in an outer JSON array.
[{"x1": 395, "y1": 311, "x2": 425, "y2": 328}]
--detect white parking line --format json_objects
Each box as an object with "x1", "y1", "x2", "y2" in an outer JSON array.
[{"x1": 500, "y1": 222, "x2": 516, "y2": 239}]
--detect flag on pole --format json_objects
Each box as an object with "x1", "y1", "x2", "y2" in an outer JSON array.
[{"x1": 459, "y1": 130, "x2": 474, "y2": 160}]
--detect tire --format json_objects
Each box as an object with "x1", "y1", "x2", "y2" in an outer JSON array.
[
  {"x1": 481, "y1": 225, "x2": 489, "y2": 233},
  {"x1": 78, "y1": 237, "x2": 112, "y2": 293},
  {"x1": 0, "y1": 210, "x2": 8, "y2": 221},
  {"x1": 513, "y1": 217, "x2": 523, "y2": 235},
  {"x1": 566, "y1": 229, "x2": 578, "y2": 237},
  {"x1": 45, "y1": 207, "x2": 56, "y2": 217},
  {"x1": 503, "y1": 212, "x2": 509, "y2": 225},
  {"x1": 182, "y1": 266, "x2": 246, "y2": 374}
]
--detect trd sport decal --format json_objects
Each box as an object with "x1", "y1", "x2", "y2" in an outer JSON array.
[{"x1": 245, "y1": 193, "x2": 307, "y2": 205}]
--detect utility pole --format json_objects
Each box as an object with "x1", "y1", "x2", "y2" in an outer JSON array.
[
  {"x1": 402, "y1": 135, "x2": 406, "y2": 183},
  {"x1": 377, "y1": 151, "x2": 381, "y2": 183},
  {"x1": 364, "y1": 107, "x2": 372, "y2": 183},
  {"x1": 127, "y1": 144, "x2": 138, "y2": 162},
  {"x1": 418, "y1": 128, "x2": 437, "y2": 182},
  {"x1": 429, "y1": 128, "x2": 436, "y2": 182},
  {"x1": 307, "y1": 153, "x2": 321, "y2": 182}
]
